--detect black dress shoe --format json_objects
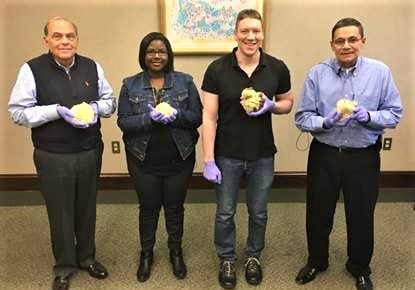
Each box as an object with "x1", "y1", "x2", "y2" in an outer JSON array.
[
  {"x1": 53, "y1": 276, "x2": 69, "y2": 290},
  {"x1": 137, "y1": 251, "x2": 153, "y2": 282},
  {"x1": 170, "y1": 249, "x2": 187, "y2": 279},
  {"x1": 81, "y1": 261, "x2": 108, "y2": 279},
  {"x1": 244, "y1": 256, "x2": 262, "y2": 285},
  {"x1": 295, "y1": 264, "x2": 325, "y2": 285},
  {"x1": 218, "y1": 261, "x2": 236, "y2": 289},
  {"x1": 356, "y1": 275, "x2": 373, "y2": 290}
]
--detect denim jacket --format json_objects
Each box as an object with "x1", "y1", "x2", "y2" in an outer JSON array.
[{"x1": 117, "y1": 71, "x2": 202, "y2": 161}]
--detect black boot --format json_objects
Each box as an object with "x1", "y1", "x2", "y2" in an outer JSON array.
[
  {"x1": 170, "y1": 249, "x2": 187, "y2": 279},
  {"x1": 137, "y1": 251, "x2": 153, "y2": 282}
]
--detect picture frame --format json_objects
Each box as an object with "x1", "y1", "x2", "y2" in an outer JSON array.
[{"x1": 159, "y1": 0, "x2": 265, "y2": 55}]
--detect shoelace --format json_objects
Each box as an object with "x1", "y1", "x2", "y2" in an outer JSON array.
[
  {"x1": 357, "y1": 276, "x2": 368, "y2": 285},
  {"x1": 221, "y1": 261, "x2": 234, "y2": 275},
  {"x1": 245, "y1": 257, "x2": 260, "y2": 272}
]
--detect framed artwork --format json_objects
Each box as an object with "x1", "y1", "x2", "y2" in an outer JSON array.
[{"x1": 159, "y1": 0, "x2": 265, "y2": 55}]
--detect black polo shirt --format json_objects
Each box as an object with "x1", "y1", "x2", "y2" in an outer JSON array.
[{"x1": 202, "y1": 48, "x2": 291, "y2": 160}]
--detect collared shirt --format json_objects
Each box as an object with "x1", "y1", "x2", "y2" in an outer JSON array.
[
  {"x1": 202, "y1": 47, "x2": 291, "y2": 160},
  {"x1": 8, "y1": 58, "x2": 115, "y2": 128},
  {"x1": 295, "y1": 56, "x2": 402, "y2": 148},
  {"x1": 55, "y1": 58, "x2": 74, "y2": 75}
]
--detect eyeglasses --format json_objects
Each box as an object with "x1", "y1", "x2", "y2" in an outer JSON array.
[
  {"x1": 146, "y1": 49, "x2": 168, "y2": 56},
  {"x1": 333, "y1": 37, "x2": 362, "y2": 46}
]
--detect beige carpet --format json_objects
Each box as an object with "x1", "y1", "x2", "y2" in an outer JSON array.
[{"x1": 0, "y1": 202, "x2": 414, "y2": 290}]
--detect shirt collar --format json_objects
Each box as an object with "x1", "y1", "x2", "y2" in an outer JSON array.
[
  {"x1": 231, "y1": 47, "x2": 266, "y2": 68},
  {"x1": 48, "y1": 51, "x2": 76, "y2": 72},
  {"x1": 55, "y1": 59, "x2": 75, "y2": 74},
  {"x1": 332, "y1": 56, "x2": 362, "y2": 75}
]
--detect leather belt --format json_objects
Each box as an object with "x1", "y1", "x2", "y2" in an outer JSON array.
[{"x1": 314, "y1": 138, "x2": 381, "y2": 153}]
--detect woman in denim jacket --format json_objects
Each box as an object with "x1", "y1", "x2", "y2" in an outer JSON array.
[{"x1": 117, "y1": 32, "x2": 202, "y2": 283}]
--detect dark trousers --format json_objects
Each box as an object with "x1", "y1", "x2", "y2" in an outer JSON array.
[
  {"x1": 306, "y1": 139, "x2": 380, "y2": 276},
  {"x1": 126, "y1": 152, "x2": 194, "y2": 254},
  {"x1": 33, "y1": 146, "x2": 102, "y2": 277}
]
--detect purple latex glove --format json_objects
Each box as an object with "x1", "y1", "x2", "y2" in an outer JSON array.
[
  {"x1": 160, "y1": 108, "x2": 178, "y2": 124},
  {"x1": 203, "y1": 161, "x2": 222, "y2": 184},
  {"x1": 57, "y1": 105, "x2": 89, "y2": 128},
  {"x1": 323, "y1": 110, "x2": 342, "y2": 129},
  {"x1": 89, "y1": 102, "x2": 98, "y2": 125},
  {"x1": 351, "y1": 105, "x2": 370, "y2": 123},
  {"x1": 247, "y1": 94, "x2": 276, "y2": 117},
  {"x1": 147, "y1": 104, "x2": 164, "y2": 123}
]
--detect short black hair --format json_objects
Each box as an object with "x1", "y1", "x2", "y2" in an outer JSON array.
[
  {"x1": 138, "y1": 32, "x2": 174, "y2": 72},
  {"x1": 331, "y1": 18, "x2": 364, "y2": 39}
]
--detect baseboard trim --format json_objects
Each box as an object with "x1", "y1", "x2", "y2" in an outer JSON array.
[{"x1": 1, "y1": 171, "x2": 415, "y2": 191}]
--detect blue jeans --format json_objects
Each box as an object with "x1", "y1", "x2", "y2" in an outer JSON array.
[{"x1": 214, "y1": 156, "x2": 274, "y2": 261}]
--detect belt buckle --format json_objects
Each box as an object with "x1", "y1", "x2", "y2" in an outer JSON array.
[{"x1": 338, "y1": 146, "x2": 355, "y2": 152}]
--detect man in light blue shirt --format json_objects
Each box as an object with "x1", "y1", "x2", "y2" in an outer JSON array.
[{"x1": 294, "y1": 18, "x2": 402, "y2": 290}]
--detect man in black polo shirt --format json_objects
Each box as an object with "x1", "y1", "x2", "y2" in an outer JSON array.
[
  {"x1": 201, "y1": 9, "x2": 293, "y2": 289},
  {"x1": 8, "y1": 16, "x2": 115, "y2": 290}
]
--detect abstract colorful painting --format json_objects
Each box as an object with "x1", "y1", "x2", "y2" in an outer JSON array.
[{"x1": 160, "y1": 0, "x2": 265, "y2": 54}]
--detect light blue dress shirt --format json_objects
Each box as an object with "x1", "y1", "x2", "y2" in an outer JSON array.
[
  {"x1": 295, "y1": 56, "x2": 402, "y2": 148},
  {"x1": 8, "y1": 60, "x2": 116, "y2": 128}
]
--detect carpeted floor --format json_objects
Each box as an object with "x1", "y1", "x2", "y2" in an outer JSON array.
[{"x1": 0, "y1": 201, "x2": 414, "y2": 289}]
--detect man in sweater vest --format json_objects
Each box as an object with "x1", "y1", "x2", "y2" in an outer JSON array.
[{"x1": 8, "y1": 16, "x2": 116, "y2": 290}]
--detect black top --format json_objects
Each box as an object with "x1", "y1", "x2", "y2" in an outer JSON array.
[
  {"x1": 139, "y1": 125, "x2": 195, "y2": 175},
  {"x1": 202, "y1": 48, "x2": 291, "y2": 160},
  {"x1": 139, "y1": 109, "x2": 194, "y2": 175},
  {"x1": 28, "y1": 52, "x2": 101, "y2": 153}
]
